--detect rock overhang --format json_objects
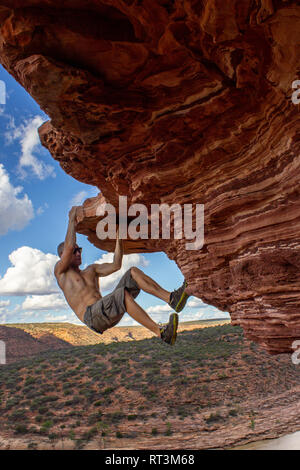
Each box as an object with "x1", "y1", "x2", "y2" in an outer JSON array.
[{"x1": 0, "y1": 0, "x2": 299, "y2": 353}]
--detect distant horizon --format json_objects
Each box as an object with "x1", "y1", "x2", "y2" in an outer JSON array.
[{"x1": 2, "y1": 318, "x2": 231, "y2": 327}]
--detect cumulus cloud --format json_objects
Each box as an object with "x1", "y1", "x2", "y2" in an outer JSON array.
[
  {"x1": 146, "y1": 304, "x2": 173, "y2": 315},
  {"x1": 94, "y1": 252, "x2": 150, "y2": 292},
  {"x1": 187, "y1": 297, "x2": 208, "y2": 308},
  {"x1": 0, "y1": 246, "x2": 59, "y2": 296},
  {"x1": 0, "y1": 164, "x2": 34, "y2": 236},
  {"x1": 22, "y1": 294, "x2": 68, "y2": 311},
  {"x1": 5, "y1": 115, "x2": 55, "y2": 180}
]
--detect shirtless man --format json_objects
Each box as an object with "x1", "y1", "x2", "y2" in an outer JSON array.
[{"x1": 54, "y1": 207, "x2": 190, "y2": 345}]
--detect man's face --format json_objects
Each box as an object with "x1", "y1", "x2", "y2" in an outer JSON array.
[{"x1": 72, "y1": 245, "x2": 82, "y2": 266}]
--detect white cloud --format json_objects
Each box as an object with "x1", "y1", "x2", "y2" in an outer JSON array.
[
  {"x1": 0, "y1": 164, "x2": 34, "y2": 236},
  {"x1": 0, "y1": 301, "x2": 10, "y2": 315},
  {"x1": 187, "y1": 297, "x2": 208, "y2": 308},
  {"x1": 181, "y1": 309, "x2": 230, "y2": 322},
  {"x1": 70, "y1": 190, "x2": 89, "y2": 207},
  {"x1": 22, "y1": 294, "x2": 68, "y2": 311},
  {"x1": 0, "y1": 246, "x2": 59, "y2": 296},
  {"x1": 95, "y1": 253, "x2": 150, "y2": 292},
  {"x1": 44, "y1": 314, "x2": 69, "y2": 322},
  {"x1": 36, "y1": 203, "x2": 49, "y2": 216},
  {"x1": 22, "y1": 311, "x2": 40, "y2": 318},
  {"x1": 0, "y1": 313, "x2": 7, "y2": 323},
  {"x1": 146, "y1": 303, "x2": 173, "y2": 315},
  {"x1": 69, "y1": 188, "x2": 99, "y2": 208},
  {"x1": 5, "y1": 115, "x2": 55, "y2": 180},
  {"x1": 119, "y1": 315, "x2": 138, "y2": 327}
]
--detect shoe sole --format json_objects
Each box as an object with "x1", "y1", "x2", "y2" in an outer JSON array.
[
  {"x1": 170, "y1": 313, "x2": 178, "y2": 345},
  {"x1": 175, "y1": 281, "x2": 189, "y2": 313}
]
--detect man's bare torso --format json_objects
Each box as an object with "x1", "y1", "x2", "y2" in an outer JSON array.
[{"x1": 55, "y1": 264, "x2": 101, "y2": 322}]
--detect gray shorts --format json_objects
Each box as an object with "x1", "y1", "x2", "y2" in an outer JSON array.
[{"x1": 83, "y1": 268, "x2": 140, "y2": 334}]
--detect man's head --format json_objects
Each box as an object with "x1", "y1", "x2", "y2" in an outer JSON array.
[
  {"x1": 57, "y1": 242, "x2": 65, "y2": 258},
  {"x1": 57, "y1": 242, "x2": 82, "y2": 266}
]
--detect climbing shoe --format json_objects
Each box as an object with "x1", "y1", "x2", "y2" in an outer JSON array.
[
  {"x1": 168, "y1": 279, "x2": 189, "y2": 313},
  {"x1": 160, "y1": 313, "x2": 179, "y2": 346}
]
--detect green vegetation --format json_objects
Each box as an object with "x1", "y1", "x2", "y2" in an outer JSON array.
[{"x1": 0, "y1": 323, "x2": 299, "y2": 447}]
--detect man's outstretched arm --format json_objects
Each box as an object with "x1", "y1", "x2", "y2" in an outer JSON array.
[
  {"x1": 93, "y1": 226, "x2": 123, "y2": 277},
  {"x1": 55, "y1": 207, "x2": 78, "y2": 276}
]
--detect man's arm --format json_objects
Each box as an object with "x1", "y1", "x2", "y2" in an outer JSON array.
[
  {"x1": 93, "y1": 226, "x2": 123, "y2": 277},
  {"x1": 54, "y1": 207, "x2": 78, "y2": 276}
]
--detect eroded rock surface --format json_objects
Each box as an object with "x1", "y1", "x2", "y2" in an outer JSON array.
[{"x1": 0, "y1": 0, "x2": 299, "y2": 353}]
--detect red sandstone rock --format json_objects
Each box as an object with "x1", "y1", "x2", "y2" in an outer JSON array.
[
  {"x1": 0, "y1": 326, "x2": 71, "y2": 363},
  {"x1": 0, "y1": 0, "x2": 299, "y2": 354}
]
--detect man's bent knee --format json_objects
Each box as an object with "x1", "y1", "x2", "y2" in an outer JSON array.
[{"x1": 129, "y1": 266, "x2": 142, "y2": 278}]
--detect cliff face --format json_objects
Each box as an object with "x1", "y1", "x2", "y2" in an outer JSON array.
[
  {"x1": 0, "y1": 325, "x2": 71, "y2": 363},
  {"x1": 0, "y1": 0, "x2": 299, "y2": 354}
]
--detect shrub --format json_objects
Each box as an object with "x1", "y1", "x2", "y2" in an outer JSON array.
[
  {"x1": 40, "y1": 420, "x2": 53, "y2": 434},
  {"x1": 164, "y1": 422, "x2": 172, "y2": 436},
  {"x1": 14, "y1": 424, "x2": 28, "y2": 434},
  {"x1": 127, "y1": 414, "x2": 138, "y2": 421},
  {"x1": 8, "y1": 409, "x2": 27, "y2": 422},
  {"x1": 82, "y1": 426, "x2": 98, "y2": 441}
]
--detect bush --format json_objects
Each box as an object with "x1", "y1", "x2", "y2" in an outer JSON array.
[
  {"x1": 40, "y1": 420, "x2": 53, "y2": 433},
  {"x1": 8, "y1": 409, "x2": 27, "y2": 422},
  {"x1": 14, "y1": 424, "x2": 28, "y2": 434},
  {"x1": 127, "y1": 414, "x2": 138, "y2": 421},
  {"x1": 82, "y1": 426, "x2": 98, "y2": 441},
  {"x1": 164, "y1": 422, "x2": 172, "y2": 436}
]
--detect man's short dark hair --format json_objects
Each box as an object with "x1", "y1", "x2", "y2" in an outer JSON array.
[{"x1": 57, "y1": 242, "x2": 65, "y2": 257}]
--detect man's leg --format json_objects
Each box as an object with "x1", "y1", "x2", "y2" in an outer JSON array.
[
  {"x1": 130, "y1": 267, "x2": 171, "y2": 303},
  {"x1": 123, "y1": 289, "x2": 178, "y2": 345},
  {"x1": 124, "y1": 289, "x2": 161, "y2": 337},
  {"x1": 130, "y1": 267, "x2": 189, "y2": 313}
]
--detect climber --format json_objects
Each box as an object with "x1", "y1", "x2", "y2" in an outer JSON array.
[{"x1": 54, "y1": 206, "x2": 190, "y2": 345}]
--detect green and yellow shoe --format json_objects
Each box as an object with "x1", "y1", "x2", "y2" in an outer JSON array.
[
  {"x1": 160, "y1": 313, "x2": 179, "y2": 346},
  {"x1": 168, "y1": 280, "x2": 189, "y2": 313}
]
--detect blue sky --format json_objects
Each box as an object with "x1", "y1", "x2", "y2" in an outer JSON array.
[{"x1": 0, "y1": 65, "x2": 229, "y2": 327}]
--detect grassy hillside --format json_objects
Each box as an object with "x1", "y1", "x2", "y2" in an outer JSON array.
[{"x1": 0, "y1": 323, "x2": 299, "y2": 449}]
